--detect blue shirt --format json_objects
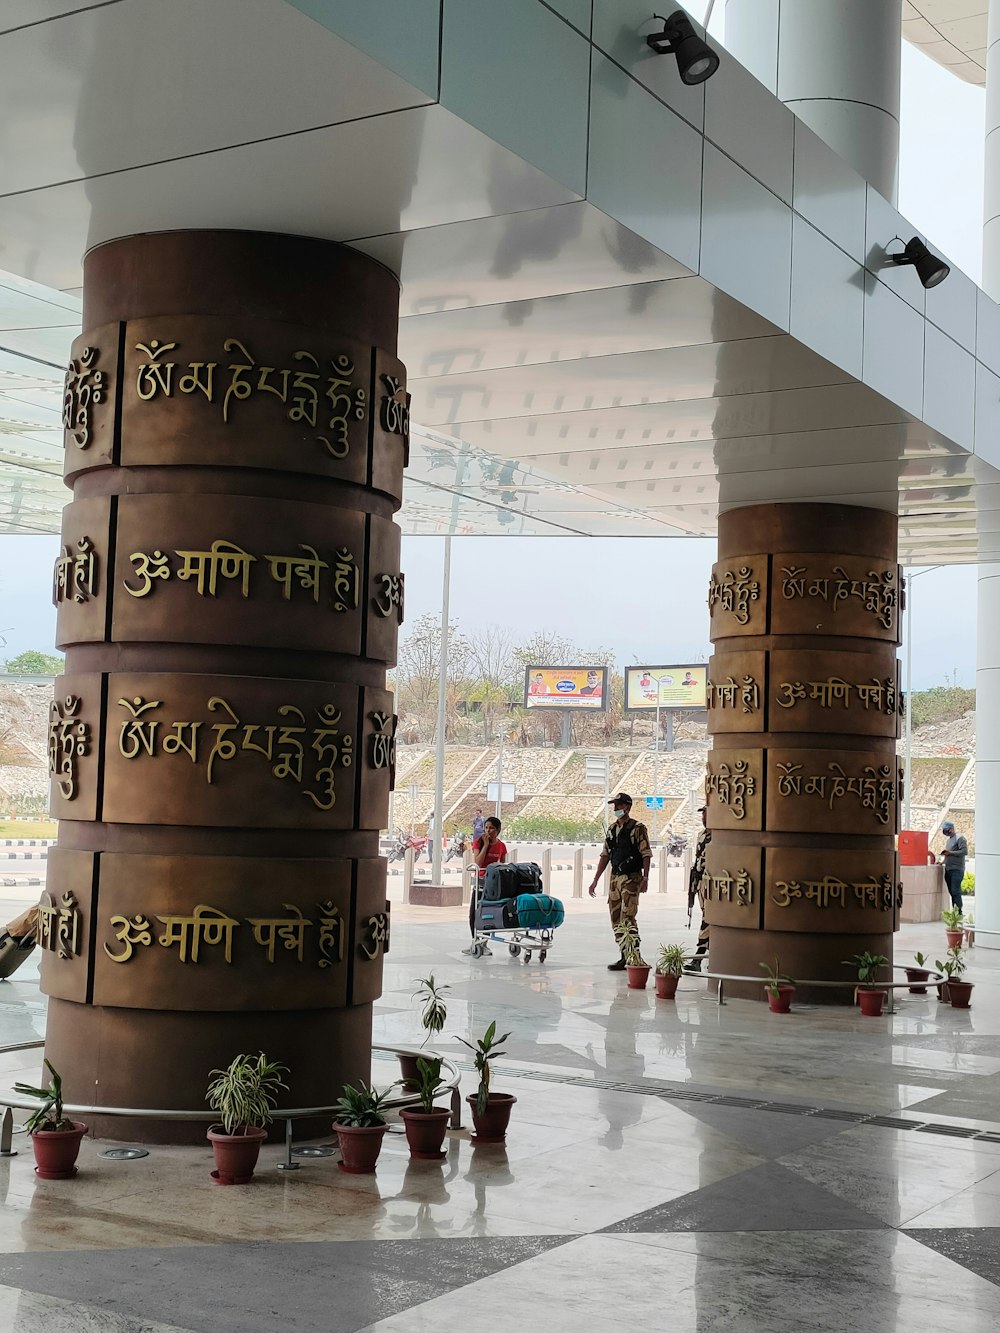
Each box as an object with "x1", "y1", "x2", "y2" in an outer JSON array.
[{"x1": 472, "y1": 815, "x2": 485, "y2": 839}]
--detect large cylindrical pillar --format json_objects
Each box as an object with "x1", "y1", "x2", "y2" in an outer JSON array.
[
  {"x1": 705, "y1": 504, "x2": 902, "y2": 1001},
  {"x1": 976, "y1": 565, "x2": 1000, "y2": 947},
  {"x1": 45, "y1": 231, "x2": 406, "y2": 1138},
  {"x1": 725, "y1": 0, "x2": 902, "y2": 202},
  {"x1": 985, "y1": 0, "x2": 1000, "y2": 293}
]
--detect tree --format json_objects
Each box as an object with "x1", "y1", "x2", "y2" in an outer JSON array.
[{"x1": 3, "y1": 650, "x2": 64, "y2": 676}]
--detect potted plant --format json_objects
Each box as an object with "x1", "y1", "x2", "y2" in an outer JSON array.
[
  {"x1": 846, "y1": 951, "x2": 889, "y2": 1016},
  {"x1": 399, "y1": 1056, "x2": 451, "y2": 1160},
  {"x1": 905, "y1": 951, "x2": 932, "y2": 994},
  {"x1": 759, "y1": 958, "x2": 795, "y2": 1013},
  {"x1": 936, "y1": 946, "x2": 973, "y2": 1008},
  {"x1": 333, "y1": 1081, "x2": 396, "y2": 1174},
  {"x1": 205, "y1": 1051, "x2": 287, "y2": 1185},
  {"x1": 13, "y1": 1058, "x2": 87, "y2": 1180},
  {"x1": 655, "y1": 943, "x2": 687, "y2": 999},
  {"x1": 401, "y1": 975, "x2": 450, "y2": 1089},
  {"x1": 458, "y1": 1020, "x2": 516, "y2": 1143},
  {"x1": 614, "y1": 919, "x2": 650, "y2": 989},
  {"x1": 942, "y1": 905, "x2": 964, "y2": 950}
]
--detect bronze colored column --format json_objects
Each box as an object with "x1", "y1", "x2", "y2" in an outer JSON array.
[
  {"x1": 45, "y1": 232, "x2": 406, "y2": 1138},
  {"x1": 704, "y1": 504, "x2": 902, "y2": 1002}
]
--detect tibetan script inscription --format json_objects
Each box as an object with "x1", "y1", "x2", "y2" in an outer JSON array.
[
  {"x1": 766, "y1": 749, "x2": 900, "y2": 834},
  {"x1": 774, "y1": 760, "x2": 895, "y2": 822},
  {"x1": 708, "y1": 562, "x2": 762, "y2": 630},
  {"x1": 705, "y1": 758, "x2": 757, "y2": 820},
  {"x1": 770, "y1": 555, "x2": 900, "y2": 640},
  {"x1": 62, "y1": 346, "x2": 107, "y2": 449},
  {"x1": 47, "y1": 695, "x2": 91, "y2": 801}
]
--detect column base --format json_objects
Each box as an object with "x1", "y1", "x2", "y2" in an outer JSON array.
[{"x1": 710, "y1": 927, "x2": 893, "y2": 1005}]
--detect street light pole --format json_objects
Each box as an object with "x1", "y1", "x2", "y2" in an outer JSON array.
[{"x1": 903, "y1": 566, "x2": 941, "y2": 830}]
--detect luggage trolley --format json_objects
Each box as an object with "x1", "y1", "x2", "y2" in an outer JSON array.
[{"x1": 469, "y1": 861, "x2": 565, "y2": 963}]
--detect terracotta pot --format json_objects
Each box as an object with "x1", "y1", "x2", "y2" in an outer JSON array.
[
  {"x1": 655, "y1": 972, "x2": 680, "y2": 999},
  {"x1": 207, "y1": 1125, "x2": 267, "y2": 1185},
  {"x1": 400, "y1": 1107, "x2": 451, "y2": 1160},
  {"x1": 945, "y1": 928, "x2": 964, "y2": 949},
  {"x1": 905, "y1": 967, "x2": 930, "y2": 994},
  {"x1": 948, "y1": 980, "x2": 974, "y2": 1008},
  {"x1": 626, "y1": 964, "x2": 650, "y2": 990},
  {"x1": 858, "y1": 988, "x2": 886, "y2": 1017},
  {"x1": 31, "y1": 1121, "x2": 87, "y2": 1180},
  {"x1": 467, "y1": 1092, "x2": 516, "y2": 1144},
  {"x1": 766, "y1": 984, "x2": 795, "y2": 1014},
  {"x1": 398, "y1": 1053, "x2": 422, "y2": 1093},
  {"x1": 334, "y1": 1123, "x2": 387, "y2": 1174}
]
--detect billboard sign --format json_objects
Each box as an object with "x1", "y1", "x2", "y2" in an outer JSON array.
[
  {"x1": 625, "y1": 665, "x2": 707, "y2": 712},
  {"x1": 523, "y1": 665, "x2": 608, "y2": 711}
]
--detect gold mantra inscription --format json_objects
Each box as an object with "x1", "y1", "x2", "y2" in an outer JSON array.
[
  {"x1": 779, "y1": 565, "x2": 897, "y2": 630},
  {"x1": 48, "y1": 695, "x2": 91, "y2": 801},
  {"x1": 63, "y1": 346, "x2": 107, "y2": 449},
  {"x1": 775, "y1": 762, "x2": 895, "y2": 824},
  {"x1": 38, "y1": 890, "x2": 82, "y2": 960},
  {"x1": 775, "y1": 676, "x2": 900, "y2": 715},
  {"x1": 706, "y1": 675, "x2": 759, "y2": 713},
  {"x1": 52, "y1": 537, "x2": 97, "y2": 606},
  {"x1": 772, "y1": 875, "x2": 900, "y2": 912},
  {"x1": 703, "y1": 869, "x2": 754, "y2": 905},
  {"x1": 705, "y1": 760, "x2": 756, "y2": 819},
  {"x1": 123, "y1": 539, "x2": 374, "y2": 614},
  {"x1": 708, "y1": 566, "x2": 760, "y2": 626},
  {"x1": 134, "y1": 337, "x2": 367, "y2": 459},
  {"x1": 104, "y1": 900, "x2": 348, "y2": 967},
  {"x1": 370, "y1": 711, "x2": 396, "y2": 773},
  {"x1": 117, "y1": 695, "x2": 355, "y2": 810}
]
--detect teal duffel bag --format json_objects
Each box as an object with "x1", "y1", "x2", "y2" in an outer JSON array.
[{"x1": 514, "y1": 893, "x2": 565, "y2": 930}]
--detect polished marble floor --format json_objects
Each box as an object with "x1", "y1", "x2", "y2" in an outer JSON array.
[{"x1": 0, "y1": 887, "x2": 998, "y2": 1331}]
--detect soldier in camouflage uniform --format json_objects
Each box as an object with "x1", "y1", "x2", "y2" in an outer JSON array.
[
  {"x1": 687, "y1": 806, "x2": 711, "y2": 971},
  {"x1": 588, "y1": 792, "x2": 652, "y2": 971}
]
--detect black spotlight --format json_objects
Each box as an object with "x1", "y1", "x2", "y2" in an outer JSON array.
[
  {"x1": 889, "y1": 236, "x2": 950, "y2": 290},
  {"x1": 646, "y1": 10, "x2": 720, "y2": 85}
]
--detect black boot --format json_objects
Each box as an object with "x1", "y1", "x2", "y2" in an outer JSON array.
[{"x1": 607, "y1": 957, "x2": 627, "y2": 971}]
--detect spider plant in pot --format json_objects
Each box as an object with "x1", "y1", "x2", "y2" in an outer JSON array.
[
  {"x1": 614, "y1": 919, "x2": 650, "y2": 989},
  {"x1": 399, "y1": 1056, "x2": 451, "y2": 1160},
  {"x1": 942, "y1": 904, "x2": 965, "y2": 950},
  {"x1": 846, "y1": 952, "x2": 889, "y2": 1017},
  {"x1": 655, "y1": 942, "x2": 687, "y2": 999},
  {"x1": 333, "y1": 1082, "x2": 396, "y2": 1174},
  {"x1": 14, "y1": 1059, "x2": 87, "y2": 1180},
  {"x1": 401, "y1": 975, "x2": 450, "y2": 1090},
  {"x1": 759, "y1": 958, "x2": 795, "y2": 1013},
  {"x1": 205, "y1": 1052, "x2": 287, "y2": 1185},
  {"x1": 905, "y1": 951, "x2": 931, "y2": 994},
  {"x1": 458, "y1": 1020, "x2": 515, "y2": 1144}
]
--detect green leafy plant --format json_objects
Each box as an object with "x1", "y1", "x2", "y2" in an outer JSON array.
[
  {"x1": 458, "y1": 1020, "x2": 511, "y2": 1118},
  {"x1": 758, "y1": 958, "x2": 794, "y2": 998},
  {"x1": 14, "y1": 1059, "x2": 73, "y2": 1133},
  {"x1": 413, "y1": 974, "x2": 450, "y2": 1046},
  {"x1": 657, "y1": 943, "x2": 687, "y2": 977},
  {"x1": 205, "y1": 1052, "x2": 288, "y2": 1136},
  {"x1": 613, "y1": 918, "x2": 647, "y2": 968},
  {"x1": 942, "y1": 905, "x2": 964, "y2": 929},
  {"x1": 913, "y1": 951, "x2": 928, "y2": 968},
  {"x1": 962, "y1": 872, "x2": 975, "y2": 895},
  {"x1": 412, "y1": 1056, "x2": 445, "y2": 1114},
  {"x1": 935, "y1": 945, "x2": 967, "y2": 980},
  {"x1": 333, "y1": 1081, "x2": 396, "y2": 1128},
  {"x1": 845, "y1": 952, "x2": 888, "y2": 989}
]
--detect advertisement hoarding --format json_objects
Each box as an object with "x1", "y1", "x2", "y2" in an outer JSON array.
[
  {"x1": 624, "y1": 665, "x2": 707, "y2": 712},
  {"x1": 523, "y1": 665, "x2": 608, "y2": 711}
]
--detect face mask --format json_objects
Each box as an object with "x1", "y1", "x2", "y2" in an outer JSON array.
[{"x1": 613, "y1": 808, "x2": 625, "y2": 819}]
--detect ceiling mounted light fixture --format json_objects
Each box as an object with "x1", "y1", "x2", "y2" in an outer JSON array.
[
  {"x1": 887, "y1": 235, "x2": 950, "y2": 290},
  {"x1": 646, "y1": 10, "x2": 720, "y2": 84}
]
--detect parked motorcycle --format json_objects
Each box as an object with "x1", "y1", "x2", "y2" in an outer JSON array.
[
  {"x1": 445, "y1": 832, "x2": 467, "y2": 862},
  {"x1": 665, "y1": 832, "x2": 687, "y2": 857},
  {"x1": 388, "y1": 831, "x2": 430, "y2": 863}
]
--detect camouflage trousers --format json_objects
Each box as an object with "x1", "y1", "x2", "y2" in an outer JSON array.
[{"x1": 609, "y1": 874, "x2": 642, "y2": 944}]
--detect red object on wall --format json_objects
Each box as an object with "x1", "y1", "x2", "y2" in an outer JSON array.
[{"x1": 899, "y1": 830, "x2": 929, "y2": 866}]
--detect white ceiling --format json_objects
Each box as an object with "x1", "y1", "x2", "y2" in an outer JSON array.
[{"x1": 0, "y1": 0, "x2": 995, "y2": 561}]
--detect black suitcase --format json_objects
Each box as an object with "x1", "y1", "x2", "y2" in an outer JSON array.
[
  {"x1": 475, "y1": 897, "x2": 519, "y2": 932},
  {"x1": 0, "y1": 932, "x2": 35, "y2": 980},
  {"x1": 482, "y1": 862, "x2": 542, "y2": 901}
]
